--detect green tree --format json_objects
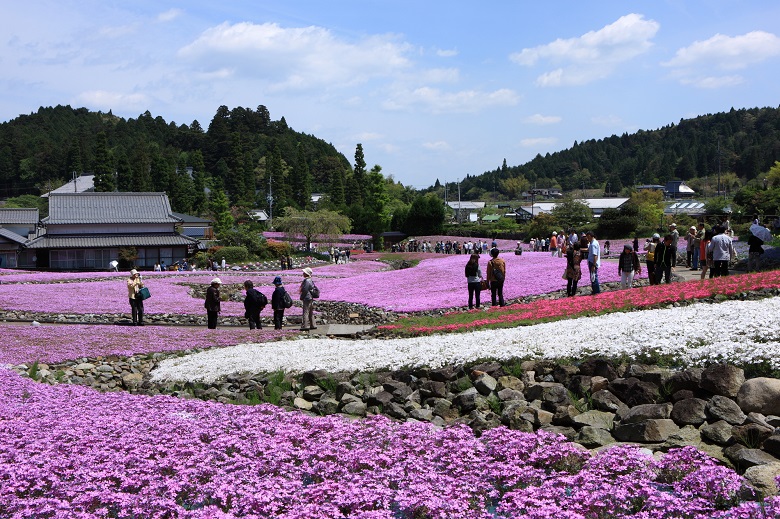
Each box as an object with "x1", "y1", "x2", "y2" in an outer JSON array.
[
  {"x1": 550, "y1": 197, "x2": 591, "y2": 230},
  {"x1": 402, "y1": 194, "x2": 445, "y2": 235},
  {"x1": 291, "y1": 142, "x2": 312, "y2": 209},
  {"x1": 274, "y1": 207, "x2": 351, "y2": 251},
  {"x1": 499, "y1": 176, "x2": 529, "y2": 200},
  {"x1": 210, "y1": 188, "x2": 235, "y2": 237},
  {"x1": 350, "y1": 143, "x2": 367, "y2": 205},
  {"x1": 92, "y1": 131, "x2": 115, "y2": 192}
]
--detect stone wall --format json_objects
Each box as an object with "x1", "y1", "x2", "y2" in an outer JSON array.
[{"x1": 12, "y1": 355, "x2": 780, "y2": 494}]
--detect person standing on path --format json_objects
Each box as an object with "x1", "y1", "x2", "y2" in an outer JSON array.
[
  {"x1": 486, "y1": 248, "x2": 506, "y2": 307},
  {"x1": 669, "y1": 223, "x2": 680, "y2": 269},
  {"x1": 586, "y1": 231, "x2": 601, "y2": 295},
  {"x1": 205, "y1": 278, "x2": 222, "y2": 329},
  {"x1": 549, "y1": 232, "x2": 558, "y2": 258},
  {"x1": 299, "y1": 268, "x2": 317, "y2": 331},
  {"x1": 708, "y1": 226, "x2": 735, "y2": 277},
  {"x1": 564, "y1": 241, "x2": 582, "y2": 296},
  {"x1": 654, "y1": 235, "x2": 674, "y2": 284},
  {"x1": 127, "y1": 269, "x2": 145, "y2": 326},
  {"x1": 644, "y1": 234, "x2": 660, "y2": 285},
  {"x1": 243, "y1": 280, "x2": 267, "y2": 330},
  {"x1": 271, "y1": 276, "x2": 289, "y2": 330},
  {"x1": 464, "y1": 253, "x2": 483, "y2": 309},
  {"x1": 617, "y1": 244, "x2": 641, "y2": 289}
]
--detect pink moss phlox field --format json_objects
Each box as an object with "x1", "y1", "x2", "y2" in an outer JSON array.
[
  {"x1": 0, "y1": 324, "x2": 293, "y2": 366},
  {"x1": 0, "y1": 274, "x2": 303, "y2": 317},
  {"x1": 1, "y1": 368, "x2": 776, "y2": 518},
  {"x1": 312, "y1": 252, "x2": 642, "y2": 312},
  {"x1": 383, "y1": 269, "x2": 780, "y2": 333}
]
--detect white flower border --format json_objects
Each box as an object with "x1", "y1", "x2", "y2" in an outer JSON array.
[{"x1": 151, "y1": 296, "x2": 780, "y2": 383}]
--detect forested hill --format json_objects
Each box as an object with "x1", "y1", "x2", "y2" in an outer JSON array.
[
  {"x1": 0, "y1": 104, "x2": 351, "y2": 214},
  {"x1": 456, "y1": 106, "x2": 780, "y2": 199}
]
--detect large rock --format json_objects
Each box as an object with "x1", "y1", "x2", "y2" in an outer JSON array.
[
  {"x1": 473, "y1": 374, "x2": 498, "y2": 396},
  {"x1": 572, "y1": 410, "x2": 615, "y2": 430},
  {"x1": 300, "y1": 370, "x2": 331, "y2": 388},
  {"x1": 496, "y1": 375, "x2": 524, "y2": 392},
  {"x1": 419, "y1": 380, "x2": 447, "y2": 399},
  {"x1": 576, "y1": 426, "x2": 616, "y2": 448},
  {"x1": 341, "y1": 401, "x2": 367, "y2": 416},
  {"x1": 578, "y1": 358, "x2": 619, "y2": 381},
  {"x1": 763, "y1": 435, "x2": 780, "y2": 458},
  {"x1": 591, "y1": 390, "x2": 627, "y2": 413},
  {"x1": 737, "y1": 378, "x2": 780, "y2": 415},
  {"x1": 663, "y1": 425, "x2": 703, "y2": 449},
  {"x1": 700, "y1": 420, "x2": 735, "y2": 445},
  {"x1": 728, "y1": 448, "x2": 780, "y2": 469},
  {"x1": 706, "y1": 395, "x2": 746, "y2": 425},
  {"x1": 744, "y1": 463, "x2": 780, "y2": 497},
  {"x1": 552, "y1": 365, "x2": 579, "y2": 385},
  {"x1": 671, "y1": 398, "x2": 708, "y2": 426},
  {"x1": 409, "y1": 408, "x2": 434, "y2": 422},
  {"x1": 621, "y1": 403, "x2": 673, "y2": 424},
  {"x1": 731, "y1": 422, "x2": 775, "y2": 448},
  {"x1": 497, "y1": 388, "x2": 525, "y2": 402},
  {"x1": 501, "y1": 404, "x2": 534, "y2": 432},
  {"x1": 667, "y1": 368, "x2": 702, "y2": 393},
  {"x1": 700, "y1": 364, "x2": 744, "y2": 398},
  {"x1": 613, "y1": 419, "x2": 680, "y2": 443},
  {"x1": 453, "y1": 387, "x2": 480, "y2": 412},
  {"x1": 609, "y1": 378, "x2": 659, "y2": 406},
  {"x1": 383, "y1": 380, "x2": 413, "y2": 401},
  {"x1": 552, "y1": 405, "x2": 581, "y2": 427}
]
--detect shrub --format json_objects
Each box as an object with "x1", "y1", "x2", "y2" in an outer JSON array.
[{"x1": 210, "y1": 246, "x2": 249, "y2": 264}]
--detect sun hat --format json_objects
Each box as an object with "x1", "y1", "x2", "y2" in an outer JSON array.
[
  {"x1": 652, "y1": 233, "x2": 660, "y2": 239},
  {"x1": 302, "y1": 267, "x2": 313, "y2": 277},
  {"x1": 130, "y1": 269, "x2": 138, "y2": 276},
  {"x1": 624, "y1": 244, "x2": 633, "y2": 250},
  {"x1": 273, "y1": 276, "x2": 283, "y2": 285},
  {"x1": 670, "y1": 223, "x2": 677, "y2": 228},
  {"x1": 211, "y1": 277, "x2": 222, "y2": 285},
  {"x1": 552, "y1": 231, "x2": 557, "y2": 235}
]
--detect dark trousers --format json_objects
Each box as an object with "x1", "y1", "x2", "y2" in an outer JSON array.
[
  {"x1": 670, "y1": 246, "x2": 678, "y2": 267},
  {"x1": 207, "y1": 310, "x2": 218, "y2": 329},
  {"x1": 467, "y1": 281, "x2": 481, "y2": 308},
  {"x1": 273, "y1": 309, "x2": 284, "y2": 330},
  {"x1": 655, "y1": 264, "x2": 672, "y2": 284},
  {"x1": 712, "y1": 259, "x2": 729, "y2": 277},
  {"x1": 129, "y1": 298, "x2": 144, "y2": 324},
  {"x1": 646, "y1": 262, "x2": 656, "y2": 285},
  {"x1": 566, "y1": 277, "x2": 578, "y2": 296},
  {"x1": 490, "y1": 281, "x2": 505, "y2": 307},
  {"x1": 247, "y1": 310, "x2": 262, "y2": 330}
]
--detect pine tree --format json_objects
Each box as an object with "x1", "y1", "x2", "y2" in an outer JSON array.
[
  {"x1": 92, "y1": 132, "x2": 115, "y2": 192},
  {"x1": 292, "y1": 142, "x2": 312, "y2": 208},
  {"x1": 352, "y1": 143, "x2": 366, "y2": 204}
]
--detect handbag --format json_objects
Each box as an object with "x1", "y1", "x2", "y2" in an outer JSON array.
[
  {"x1": 137, "y1": 287, "x2": 151, "y2": 300},
  {"x1": 480, "y1": 280, "x2": 490, "y2": 291},
  {"x1": 310, "y1": 283, "x2": 320, "y2": 299}
]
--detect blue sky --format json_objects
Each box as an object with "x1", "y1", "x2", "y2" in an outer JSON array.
[{"x1": 2, "y1": 1, "x2": 779, "y2": 189}]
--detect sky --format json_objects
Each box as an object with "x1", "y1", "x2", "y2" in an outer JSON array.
[{"x1": 2, "y1": 1, "x2": 780, "y2": 190}]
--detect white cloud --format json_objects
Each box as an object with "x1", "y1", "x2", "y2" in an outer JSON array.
[
  {"x1": 591, "y1": 115, "x2": 623, "y2": 126},
  {"x1": 663, "y1": 31, "x2": 780, "y2": 71},
  {"x1": 422, "y1": 140, "x2": 451, "y2": 151},
  {"x1": 178, "y1": 22, "x2": 413, "y2": 90},
  {"x1": 419, "y1": 67, "x2": 459, "y2": 83},
  {"x1": 681, "y1": 75, "x2": 745, "y2": 89},
  {"x1": 520, "y1": 137, "x2": 557, "y2": 148},
  {"x1": 157, "y1": 9, "x2": 184, "y2": 23},
  {"x1": 524, "y1": 113, "x2": 561, "y2": 125},
  {"x1": 436, "y1": 48, "x2": 458, "y2": 57},
  {"x1": 75, "y1": 90, "x2": 149, "y2": 111},
  {"x1": 384, "y1": 86, "x2": 519, "y2": 114},
  {"x1": 510, "y1": 13, "x2": 659, "y2": 86},
  {"x1": 354, "y1": 132, "x2": 383, "y2": 141}
]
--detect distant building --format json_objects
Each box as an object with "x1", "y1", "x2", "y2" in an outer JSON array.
[
  {"x1": 41, "y1": 174, "x2": 95, "y2": 197},
  {"x1": 25, "y1": 192, "x2": 203, "y2": 270},
  {"x1": 665, "y1": 200, "x2": 707, "y2": 217},
  {"x1": 515, "y1": 198, "x2": 629, "y2": 221},
  {"x1": 447, "y1": 201, "x2": 485, "y2": 222},
  {"x1": 664, "y1": 181, "x2": 696, "y2": 199},
  {"x1": 171, "y1": 212, "x2": 214, "y2": 240},
  {"x1": 0, "y1": 208, "x2": 40, "y2": 268}
]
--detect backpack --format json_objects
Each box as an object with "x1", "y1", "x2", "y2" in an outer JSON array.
[
  {"x1": 491, "y1": 261, "x2": 505, "y2": 282},
  {"x1": 310, "y1": 283, "x2": 320, "y2": 299},
  {"x1": 249, "y1": 289, "x2": 267, "y2": 308},
  {"x1": 282, "y1": 290, "x2": 293, "y2": 309}
]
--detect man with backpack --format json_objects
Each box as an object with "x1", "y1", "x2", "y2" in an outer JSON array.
[
  {"x1": 271, "y1": 276, "x2": 293, "y2": 330},
  {"x1": 243, "y1": 280, "x2": 268, "y2": 330},
  {"x1": 486, "y1": 247, "x2": 506, "y2": 307}
]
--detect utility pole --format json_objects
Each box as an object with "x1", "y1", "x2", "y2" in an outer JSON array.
[
  {"x1": 717, "y1": 136, "x2": 722, "y2": 197},
  {"x1": 267, "y1": 174, "x2": 274, "y2": 229}
]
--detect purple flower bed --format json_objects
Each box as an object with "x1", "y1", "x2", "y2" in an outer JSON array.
[
  {"x1": 0, "y1": 274, "x2": 302, "y2": 317},
  {"x1": 0, "y1": 324, "x2": 293, "y2": 366},
  {"x1": 1, "y1": 367, "x2": 774, "y2": 518},
  {"x1": 311, "y1": 252, "x2": 646, "y2": 312}
]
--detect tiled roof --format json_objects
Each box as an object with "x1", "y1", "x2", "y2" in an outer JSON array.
[
  {"x1": 0, "y1": 208, "x2": 39, "y2": 225},
  {"x1": 0, "y1": 227, "x2": 29, "y2": 245},
  {"x1": 44, "y1": 192, "x2": 180, "y2": 225},
  {"x1": 41, "y1": 174, "x2": 95, "y2": 197},
  {"x1": 171, "y1": 212, "x2": 211, "y2": 224},
  {"x1": 25, "y1": 233, "x2": 201, "y2": 249}
]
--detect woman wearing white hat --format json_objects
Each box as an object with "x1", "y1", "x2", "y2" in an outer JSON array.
[
  {"x1": 205, "y1": 278, "x2": 222, "y2": 329},
  {"x1": 127, "y1": 269, "x2": 144, "y2": 326},
  {"x1": 299, "y1": 268, "x2": 317, "y2": 331}
]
